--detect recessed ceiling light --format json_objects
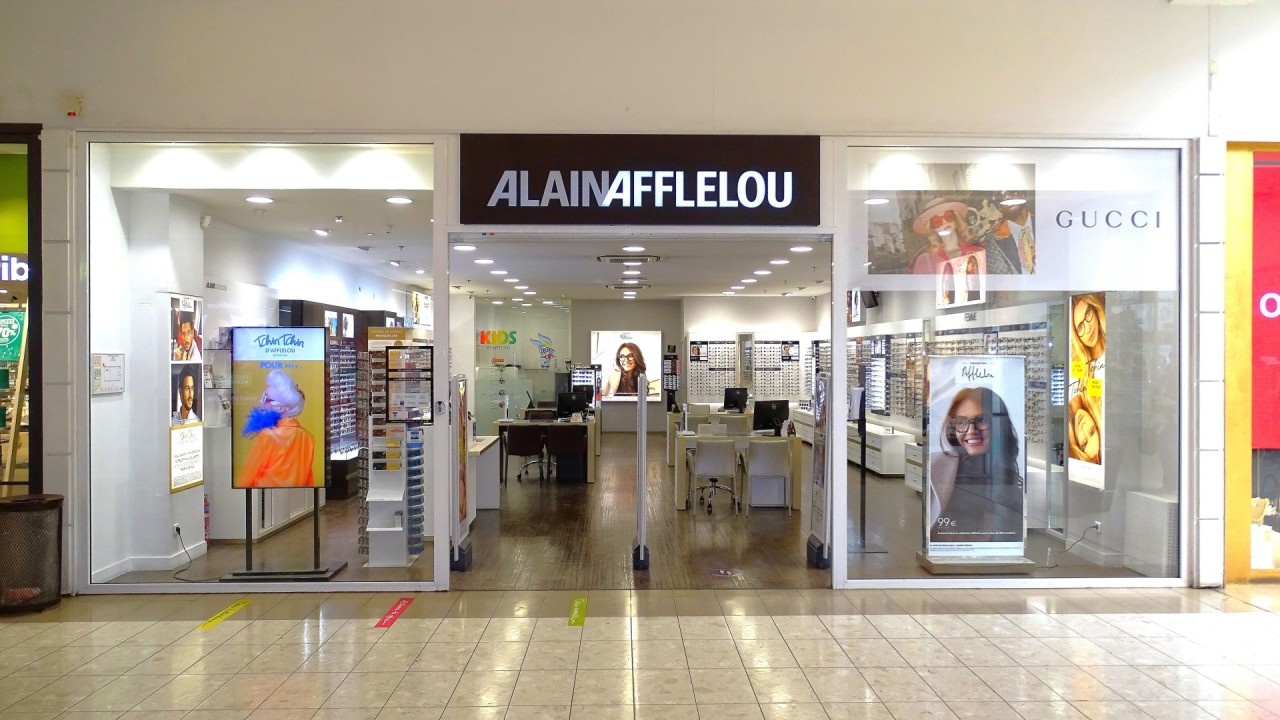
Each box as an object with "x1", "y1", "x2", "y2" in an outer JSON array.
[
  {"x1": 475, "y1": 258, "x2": 494, "y2": 265},
  {"x1": 334, "y1": 216, "x2": 344, "y2": 223},
  {"x1": 623, "y1": 245, "x2": 646, "y2": 252},
  {"x1": 515, "y1": 285, "x2": 529, "y2": 290},
  {"x1": 542, "y1": 300, "x2": 554, "y2": 305},
  {"x1": 386, "y1": 196, "x2": 413, "y2": 205},
  {"x1": 313, "y1": 228, "x2": 330, "y2": 237},
  {"x1": 790, "y1": 245, "x2": 813, "y2": 253},
  {"x1": 742, "y1": 278, "x2": 758, "y2": 284},
  {"x1": 492, "y1": 300, "x2": 503, "y2": 305},
  {"x1": 523, "y1": 291, "x2": 537, "y2": 295},
  {"x1": 245, "y1": 196, "x2": 273, "y2": 204},
  {"x1": 415, "y1": 269, "x2": 425, "y2": 274},
  {"x1": 522, "y1": 303, "x2": 533, "y2": 307},
  {"x1": 769, "y1": 259, "x2": 790, "y2": 265},
  {"x1": 731, "y1": 285, "x2": 745, "y2": 290},
  {"x1": 864, "y1": 198, "x2": 890, "y2": 205},
  {"x1": 754, "y1": 270, "x2": 772, "y2": 276},
  {"x1": 623, "y1": 296, "x2": 636, "y2": 300},
  {"x1": 623, "y1": 279, "x2": 639, "y2": 285},
  {"x1": 622, "y1": 270, "x2": 642, "y2": 276},
  {"x1": 622, "y1": 260, "x2": 643, "y2": 266},
  {"x1": 722, "y1": 291, "x2": 736, "y2": 296},
  {"x1": 623, "y1": 291, "x2": 637, "y2": 296},
  {"x1": 490, "y1": 270, "x2": 507, "y2": 275},
  {"x1": 503, "y1": 278, "x2": 520, "y2": 283},
  {"x1": 389, "y1": 260, "x2": 402, "y2": 267},
  {"x1": 453, "y1": 244, "x2": 476, "y2": 251}
]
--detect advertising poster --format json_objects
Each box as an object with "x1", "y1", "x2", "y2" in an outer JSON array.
[
  {"x1": 451, "y1": 375, "x2": 474, "y2": 545},
  {"x1": 865, "y1": 164, "x2": 1036, "y2": 276},
  {"x1": 591, "y1": 330, "x2": 661, "y2": 402},
  {"x1": 808, "y1": 373, "x2": 830, "y2": 545},
  {"x1": 847, "y1": 290, "x2": 862, "y2": 325},
  {"x1": 1067, "y1": 292, "x2": 1105, "y2": 489},
  {"x1": 387, "y1": 346, "x2": 432, "y2": 423},
  {"x1": 169, "y1": 423, "x2": 204, "y2": 493},
  {"x1": 171, "y1": 296, "x2": 203, "y2": 361},
  {"x1": 324, "y1": 310, "x2": 339, "y2": 337},
  {"x1": 231, "y1": 326, "x2": 327, "y2": 489},
  {"x1": 924, "y1": 355, "x2": 1026, "y2": 557},
  {"x1": 170, "y1": 364, "x2": 202, "y2": 426},
  {"x1": 169, "y1": 294, "x2": 204, "y2": 492},
  {"x1": 0, "y1": 311, "x2": 25, "y2": 362},
  {"x1": 936, "y1": 251, "x2": 987, "y2": 309}
]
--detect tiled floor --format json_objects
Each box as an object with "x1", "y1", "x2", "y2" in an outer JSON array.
[{"x1": 3, "y1": 585, "x2": 1280, "y2": 719}]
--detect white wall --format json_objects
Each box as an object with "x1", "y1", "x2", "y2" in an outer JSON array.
[{"x1": 684, "y1": 296, "x2": 823, "y2": 335}]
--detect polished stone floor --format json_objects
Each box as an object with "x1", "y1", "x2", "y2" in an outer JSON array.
[{"x1": 0, "y1": 585, "x2": 1279, "y2": 719}]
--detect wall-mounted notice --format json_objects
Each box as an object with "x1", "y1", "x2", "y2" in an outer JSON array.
[
  {"x1": 91, "y1": 353, "x2": 125, "y2": 395},
  {"x1": 169, "y1": 423, "x2": 204, "y2": 493}
]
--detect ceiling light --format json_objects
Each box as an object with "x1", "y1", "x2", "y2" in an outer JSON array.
[
  {"x1": 475, "y1": 258, "x2": 494, "y2": 265},
  {"x1": 622, "y1": 260, "x2": 643, "y2": 266},
  {"x1": 742, "y1": 278, "x2": 758, "y2": 284},
  {"x1": 623, "y1": 245, "x2": 646, "y2": 252},
  {"x1": 453, "y1": 244, "x2": 476, "y2": 252},
  {"x1": 542, "y1": 300, "x2": 554, "y2": 305},
  {"x1": 1000, "y1": 197, "x2": 1027, "y2": 207},
  {"x1": 522, "y1": 303, "x2": 533, "y2": 307},
  {"x1": 731, "y1": 285, "x2": 745, "y2": 290},
  {"x1": 334, "y1": 216, "x2": 344, "y2": 223},
  {"x1": 864, "y1": 261, "x2": 873, "y2": 267},
  {"x1": 864, "y1": 198, "x2": 890, "y2": 205},
  {"x1": 415, "y1": 269, "x2": 425, "y2": 274},
  {"x1": 624, "y1": 296, "x2": 636, "y2": 300},
  {"x1": 389, "y1": 260, "x2": 402, "y2": 267},
  {"x1": 754, "y1": 270, "x2": 772, "y2": 276},
  {"x1": 313, "y1": 228, "x2": 330, "y2": 237},
  {"x1": 503, "y1": 277, "x2": 520, "y2": 283},
  {"x1": 523, "y1": 291, "x2": 537, "y2": 295},
  {"x1": 623, "y1": 279, "x2": 639, "y2": 285},
  {"x1": 790, "y1": 245, "x2": 813, "y2": 253},
  {"x1": 490, "y1": 269, "x2": 507, "y2": 275},
  {"x1": 623, "y1": 291, "x2": 637, "y2": 296},
  {"x1": 515, "y1": 285, "x2": 529, "y2": 290},
  {"x1": 386, "y1": 196, "x2": 413, "y2": 205},
  {"x1": 245, "y1": 196, "x2": 273, "y2": 204},
  {"x1": 365, "y1": 232, "x2": 374, "y2": 237},
  {"x1": 622, "y1": 270, "x2": 642, "y2": 276},
  {"x1": 492, "y1": 300, "x2": 503, "y2": 305},
  {"x1": 769, "y1": 259, "x2": 790, "y2": 265}
]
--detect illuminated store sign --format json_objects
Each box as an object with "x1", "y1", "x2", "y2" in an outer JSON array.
[{"x1": 460, "y1": 134, "x2": 820, "y2": 226}]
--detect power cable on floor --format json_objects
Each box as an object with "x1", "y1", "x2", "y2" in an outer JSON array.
[
  {"x1": 1045, "y1": 523, "x2": 1101, "y2": 569},
  {"x1": 171, "y1": 527, "x2": 220, "y2": 583}
]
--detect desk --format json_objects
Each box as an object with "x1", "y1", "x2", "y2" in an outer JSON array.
[
  {"x1": 493, "y1": 418, "x2": 598, "y2": 484},
  {"x1": 665, "y1": 410, "x2": 754, "y2": 466},
  {"x1": 471, "y1": 435, "x2": 501, "y2": 509},
  {"x1": 673, "y1": 433, "x2": 801, "y2": 511}
]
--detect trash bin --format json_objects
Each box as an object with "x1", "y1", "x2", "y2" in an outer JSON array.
[{"x1": 0, "y1": 495, "x2": 62, "y2": 613}]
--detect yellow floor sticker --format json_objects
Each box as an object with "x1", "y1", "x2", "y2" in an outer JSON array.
[
  {"x1": 568, "y1": 596, "x2": 587, "y2": 626},
  {"x1": 198, "y1": 598, "x2": 251, "y2": 630}
]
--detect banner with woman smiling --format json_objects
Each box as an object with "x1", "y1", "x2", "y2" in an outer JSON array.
[{"x1": 1067, "y1": 293, "x2": 1106, "y2": 490}]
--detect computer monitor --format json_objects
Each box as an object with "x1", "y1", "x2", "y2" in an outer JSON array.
[
  {"x1": 752, "y1": 399, "x2": 791, "y2": 436},
  {"x1": 572, "y1": 384, "x2": 596, "y2": 406},
  {"x1": 722, "y1": 387, "x2": 748, "y2": 414},
  {"x1": 556, "y1": 391, "x2": 590, "y2": 419}
]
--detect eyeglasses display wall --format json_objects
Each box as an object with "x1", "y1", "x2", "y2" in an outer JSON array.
[
  {"x1": 809, "y1": 340, "x2": 830, "y2": 399},
  {"x1": 328, "y1": 336, "x2": 359, "y2": 460},
  {"x1": 751, "y1": 340, "x2": 804, "y2": 399},
  {"x1": 688, "y1": 340, "x2": 739, "y2": 404}
]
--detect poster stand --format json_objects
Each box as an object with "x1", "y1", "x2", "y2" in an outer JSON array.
[
  {"x1": 849, "y1": 389, "x2": 886, "y2": 555},
  {"x1": 222, "y1": 488, "x2": 347, "y2": 581},
  {"x1": 633, "y1": 374, "x2": 650, "y2": 570}
]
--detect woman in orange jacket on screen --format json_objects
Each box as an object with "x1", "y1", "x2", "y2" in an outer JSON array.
[{"x1": 238, "y1": 369, "x2": 316, "y2": 488}]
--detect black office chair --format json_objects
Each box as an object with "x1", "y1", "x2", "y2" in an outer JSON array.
[
  {"x1": 504, "y1": 424, "x2": 546, "y2": 484},
  {"x1": 546, "y1": 423, "x2": 588, "y2": 483},
  {"x1": 525, "y1": 409, "x2": 557, "y2": 421}
]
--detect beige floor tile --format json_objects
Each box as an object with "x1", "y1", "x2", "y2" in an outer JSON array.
[
  {"x1": 242, "y1": 644, "x2": 313, "y2": 675},
  {"x1": 521, "y1": 642, "x2": 580, "y2": 671},
  {"x1": 325, "y1": 621, "x2": 388, "y2": 646},
  {"x1": 759, "y1": 702, "x2": 830, "y2": 719},
  {"x1": 577, "y1": 641, "x2": 632, "y2": 670},
  {"x1": 529, "y1": 619, "x2": 581, "y2": 644},
  {"x1": 510, "y1": 669, "x2": 575, "y2": 707},
  {"x1": 0, "y1": 673, "x2": 66, "y2": 710},
  {"x1": 837, "y1": 639, "x2": 908, "y2": 668},
  {"x1": 678, "y1": 617, "x2": 732, "y2": 641},
  {"x1": 248, "y1": 710, "x2": 324, "y2": 720},
  {"x1": 384, "y1": 671, "x2": 462, "y2": 708},
  {"x1": 1194, "y1": 700, "x2": 1280, "y2": 719},
  {"x1": 819, "y1": 616, "x2": 883, "y2": 641},
  {"x1": 802, "y1": 667, "x2": 877, "y2": 704},
  {"x1": 696, "y1": 703, "x2": 766, "y2": 719},
  {"x1": 945, "y1": 700, "x2": 1021, "y2": 719},
  {"x1": 785, "y1": 638, "x2": 853, "y2": 668},
  {"x1": 915, "y1": 667, "x2": 1000, "y2": 702},
  {"x1": 822, "y1": 702, "x2": 895, "y2": 719},
  {"x1": 449, "y1": 670, "x2": 519, "y2": 707},
  {"x1": 464, "y1": 641, "x2": 528, "y2": 671},
  {"x1": 297, "y1": 643, "x2": 373, "y2": 673},
  {"x1": 727, "y1": 617, "x2": 784, "y2": 641},
  {"x1": 437, "y1": 707, "x2": 505, "y2": 720},
  {"x1": 183, "y1": 644, "x2": 269, "y2": 675},
  {"x1": 571, "y1": 669, "x2": 633, "y2": 706},
  {"x1": 858, "y1": 667, "x2": 938, "y2": 703},
  {"x1": 737, "y1": 640, "x2": 798, "y2": 669},
  {"x1": 690, "y1": 668, "x2": 755, "y2": 705},
  {"x1": 580, "y1": 617, "x2": 631, "y2": 642},
  {"x1": 133, "y1": 673, "x2": 235, "y2": 711},
  {"x1": 772, "y1": 617, "x2": 834, "y2": 641},
  {"x1": 685, "y1": 639, "x2": 745, "y2": 669},
  {"x1": 1131, "y1": 700, "x2": 1221, "y2": 719},
  {"x1": 504, "y1": 705, "x2": 569, "y2": 720},
  {"x1": 631, "y1": 617, "x2": 682, "y2": 641},
  {"x1": 632, "y1": 640, "x2": 687, "y2": 670},
  {"x1": 10, "y1": 644, "x2": 110, "y2": 676},
  {"x1": 181, "y1": 710, "x2": 254, "y2": 720},
  {"x1": 312, "y1": 709, "x2": 379, "y2": 720},
  {"x1": 477, "y1": 618, "x2": 535, "y2": 643},
  {"x1": 573, "y1": 705, "x2": 637, "y2": 719},
  {"x1": 1069, "y1": 699, "x2": 1152, "y2": 719},
  {"x1": 634, "y1": 668, "x2": 694, "y2": 705},
  {"x1": 119, "y1": 711, "x2": 192, "y2": 720},
  {"x1": 1139, "y1": 666, "x2": 1245, "y2": 703},
  {"x1": 632, "y1": 705, "x2": 694, "y2": 719},
  {"x1": 256, "y1": 672, "x2": 347, "y2": 710},
  {"x1": 126, "y1": 644, "x2": 217, "y2": 675},
  {"x1": 378, "y1": 619, "x2": 443, "y2": 644},
  {"x1": 746, "y1": 668, "x2": 819, "y2": 705},
  {"x1": 195, "y1": 673, "x2": 292, "y2": 711},
  {"x1": 887, "y1": 639, "x2": 962, "y2": 667},
  {"x1": 411, "y1": 643, "x2": 475, "y2": 672},
  {"x1": 968, "y1": 666, "x2": 1061, "y2": 703},
  {"x1": 321, "y1": 672, "x2": 405, "y2": 709},
  {"x1": 937, "y1": 638, "x2": 1016, "y2": 667},
  {"x1": 6, "y1": 675, "x2": 117, "y2": 713},
  {"x1": 353, "y1": 642, "x2": 426, "y2": 673},
  {"x1": 1025, "y1": 666, "x2": 1123, "y2": 702},
  {"x1": 864, "y1": 617, "x2": 930, "y2": 640},
  {"x1": 913, "y1": 616, "x2": 981, "y2": 639}
]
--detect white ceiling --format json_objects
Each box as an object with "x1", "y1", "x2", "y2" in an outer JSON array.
[{"x1": 177, "y1": 188, "x2": 833, "y2": 302}]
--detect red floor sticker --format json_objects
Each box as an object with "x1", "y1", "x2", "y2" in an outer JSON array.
[{"x1": 375, "y1": 597, "x2": 415, "y2": 628}]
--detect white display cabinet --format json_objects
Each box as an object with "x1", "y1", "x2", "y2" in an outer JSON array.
[
  {"x1": 904, "y1": 442, "x2": 924, "y2": 493},
  {"x1": 847, "y1": 422, "x2": 909, "y2": 476}
]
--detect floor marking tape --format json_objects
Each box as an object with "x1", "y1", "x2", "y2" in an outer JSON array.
[
  {"x1": 198, "y1": 598, "x2": 251, "y2": 630},
  {"x1": 568, "y1": 596, "x2": 587, "y2": 626},
  {"x1": 376, "y1": 597, "x2": 415, "y2": 628}
]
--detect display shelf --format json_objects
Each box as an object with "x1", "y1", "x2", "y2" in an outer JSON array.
[{"x1": 687, "y1": 339, "x2": 739, "y2": 404}]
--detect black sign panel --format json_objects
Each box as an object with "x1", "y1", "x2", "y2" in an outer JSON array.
[{"x1": 460, "y1": 134, "x2": 820, "y2": 226}]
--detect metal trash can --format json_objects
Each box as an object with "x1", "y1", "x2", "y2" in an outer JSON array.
[{"x1": 0, "y1": 495, "x2": 63, "y2": 613}]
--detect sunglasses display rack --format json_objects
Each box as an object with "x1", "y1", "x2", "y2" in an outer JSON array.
[
  {"x1": 809, "y1": 340, "x2": 831, "y2": 398},
  {"x1": 687, "y1": 340, "x2": 739, "y2": 404},
  {"x1": 327, "y1": 336, "x2": 359, "y2": 461},
  {"x1": 355, "y1": 351, "x2": 373, "y2": 557},
  {"x1": 750, "y1": 340, "x2": 804, "y2": 399},
  {"x1": 888, "y1": 334, "x2": 925, "y2": 419}
]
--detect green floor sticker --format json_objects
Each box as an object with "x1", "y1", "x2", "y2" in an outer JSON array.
[{"x1": 568, "y1": 596, "x2": 587, "y2": 626}]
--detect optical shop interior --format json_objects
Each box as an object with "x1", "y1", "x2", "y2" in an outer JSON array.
[{"x1": 86, "y1": 141, "x2": 1181, "y2": 589}]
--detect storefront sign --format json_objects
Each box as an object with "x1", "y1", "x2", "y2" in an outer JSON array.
[
  {"x1": 924, "y1": 355, "x2": 1027, "y2": 558},
  {"x1": 478, "y1": 330, "x2": 518, "y2": 346},
  {"x1": 1255, "y1": 154, "x2": 1280, "y2": 448},
  {"x1": 460, "y1": 134, "x2": 820, "y2": 225},
  {"x1": 231, "y1": 326, "x2": 327, "y2": 489},
  {"x1": 1067, "y1": 293, "x2": 1106, "y2": 489}
]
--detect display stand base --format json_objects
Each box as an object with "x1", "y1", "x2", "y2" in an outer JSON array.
[
  {"x1": 915, "y1": 552, "x2": 1036, "y2": 575},
  {"x1": 221, "y1": 563, "x2": 347, "y2": 582},
  {"x1": 806, "y1": 535, "x2": 831, "y2": 569},
  {"x1": 632, "y1": 544, "x2": 650, "y2": 570},
  {"x1": 450, "y1": 539, "x2": 472, "y2": 571}
]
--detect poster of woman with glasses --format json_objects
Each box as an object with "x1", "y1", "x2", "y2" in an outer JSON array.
[
  {"x1": 592, "y1": 330, "x2": 661, "y2": 401},
  {"x1": 1067, "y1": 292, "x2": 1106, "y2": 489},
  {"x1": 925, "y1": 354, "x2": 1027, "y2": 557}
]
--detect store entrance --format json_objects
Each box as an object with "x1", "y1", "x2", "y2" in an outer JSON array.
[{"x1": 448, "y1": 231, "x2": 835, "y2": 590}]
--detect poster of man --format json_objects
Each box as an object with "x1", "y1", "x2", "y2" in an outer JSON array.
[
  {"x1": 171, "y1": 296, "x2": 202, "y2": 361},
  {"x1": 864, "y1": 163, "x2": 1036, "y2": 276},
  {"x1": 170, "y1": 364, "x2": 201, "y2": 426}
]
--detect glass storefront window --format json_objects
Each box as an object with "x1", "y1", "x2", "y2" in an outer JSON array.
[{"x1": 844, "y1": 145, "x2": 1181, "y2": 579}]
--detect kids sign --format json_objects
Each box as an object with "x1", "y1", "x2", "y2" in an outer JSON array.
[{"x1": 478, "y1": 330, "x2": 518, "y2": 346}]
